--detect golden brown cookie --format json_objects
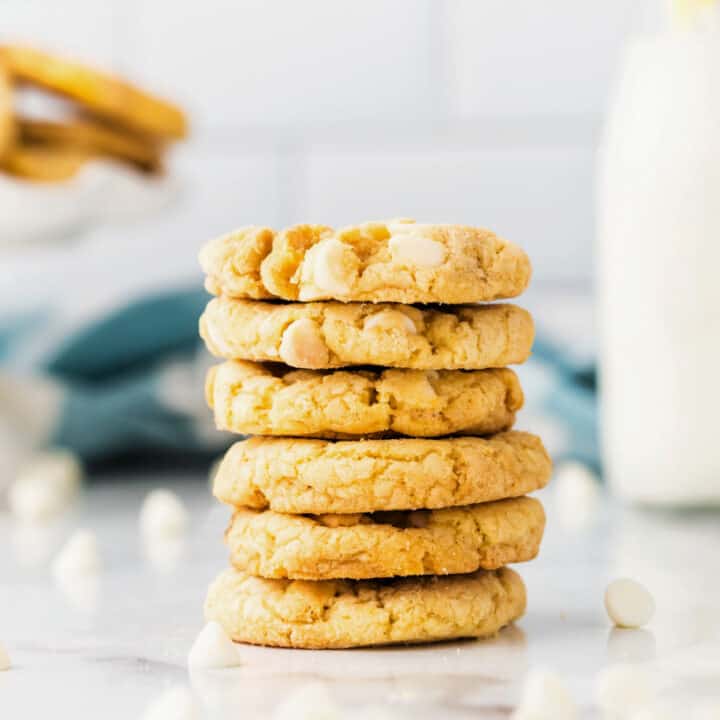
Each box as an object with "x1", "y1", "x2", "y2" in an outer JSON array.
[
  {"x1": 199, "y1": 220, "x2": 531, "y2": 304},
  {"x1": 214, "y1": 431, "x2": 552, "y2": 514},
  {"x1": 206, "y1": 361, "x2": 523, "y2": 438},
  {"x1": 200, "y1": 298, "x2": 534, "y2": 370},
  {"x1": 205, "y1": 566, "x2": 526, "y2": 648},
  {"x1": 0, "y1": 60, "x2": 14, "y2": 161},
  {"x1": 1, "y1": 142, "x2": 90, "y2": 182},
  {"x1": 226, "y1": 496, "x2": 545, "y2": 580},
  {"x1": 0, "y1": 44, "x2": 187, "y2": 139},
  {"x1": 18, "y1": 118, "x2": 162, "y2": 172}
]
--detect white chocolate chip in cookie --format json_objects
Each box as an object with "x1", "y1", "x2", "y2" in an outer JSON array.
[
  {"x1": 364, "y1": 310, "x2": 417, "y2": 334},
  {"x1": 279, "y1": 318, "x2": 330, "y2": 368},
  {"x1": 301, "y1": 238, "x2": 356, "y2": 297},
  {"x1": 389, "y1": 234, "x2": 445, "y2": 268}
]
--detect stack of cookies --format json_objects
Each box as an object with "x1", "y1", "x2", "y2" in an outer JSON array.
[{"x1": 198, "y1": 220, "x2": 552, "y2": 649}]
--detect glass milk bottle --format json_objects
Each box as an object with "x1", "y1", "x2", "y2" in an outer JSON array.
[{"x1": 598, "y1": 8, "x2": 720, "y2": 505}]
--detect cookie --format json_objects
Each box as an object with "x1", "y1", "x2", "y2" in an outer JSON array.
[
  {"x1": 199, "y1": 220, "x2": 531, "y2": 304},
  {"x1": 1, "y1": 143, "x2": 90, "y2": 182},
  {"x1": 205, "y1": 566, "x2": 526, "y2": 648},
  {"x1": 226, "y1": 496, "x2": 545, "y2": 580},
  {"x1": 0, "y1": 61, "x2": 14, "y2": 161},
  {"x1": 213, "y1": 431, "x2": 552, "y2": 514},
  {"x1": 18, "y1": 118, "x2": 162, "y2": 172},
  {"x1": 200, "y1": 298, "x2": 534, "y2": 370},
  {"x1": 206, "y1": 361, "x2": 523, "y2": 438},
  {"x1": 0, "y1": 44, "x2": 187, "y2": 139}
]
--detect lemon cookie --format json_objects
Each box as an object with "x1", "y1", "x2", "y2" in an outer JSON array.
[
  {"x1": 18, "y1": 118, "x2": 162, "y2": 172},
  {"x1": 200, "y1": 298, "x2": 534, "y2": 370},
  {"x1": 199, "y1": 221, "x2": 531, "y2": 304},
  {"x1": 226, "y1": 496, "x2": 545, "y2": 580},
  {"x1": 0, "y1": 44, "x2": 187, "y2": 139},
  {"x1": 206, "y1": 361, "x2": 523, "y2": 438},
  {"x1": 0, "y1": 61, "x2": 14, "y2": 161},
  {"x1": 214, "y1": 431, "x2": 552, "y2": 514},
  {"x1": 205, "y1": 566, "x2": 526, "y2": 648},
  {"x1": 2, "y1": 143, "x2": 90, "y2": 182}
]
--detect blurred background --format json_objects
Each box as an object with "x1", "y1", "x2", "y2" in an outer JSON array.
[{"x1": 0, "y1": 0, "x2": 712, "y2": 495}]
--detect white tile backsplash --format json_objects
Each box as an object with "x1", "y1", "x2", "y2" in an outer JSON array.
[
  {"x1": 124, "y1": 0, "x2": 436, "y2": 135},
  {"x1": 446, "y1": 0, "x2": 636, "y2": 118}
]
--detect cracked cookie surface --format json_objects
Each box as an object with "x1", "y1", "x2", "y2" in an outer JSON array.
[
  {"x1": 226, "y1": 496, "x2": 545, "y2": 580},
  {"x1": 204, "y1": 566, "x2": 526, "y2": 648},
  {"x1": 200, "y1": 298, "x2": 534, "y2": 370},
  {"x1": 206, "y1": 361, "x2": 523, "y2": 438},
  {"x1": 214, "y1": 431, "x2": 552, "y2": 514},
  {"x1": 199, "y1": 220, "x2": 531, "y2": 304}
]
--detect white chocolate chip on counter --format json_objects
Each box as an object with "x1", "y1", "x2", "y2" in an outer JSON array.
[
  {"x1": 8, "y1": 449, "x2": 83, "y2": 524},
  {"x1": 605, "y1": 578, "x2": 656, "y2": 628},
  {"x1": 142, "y1": 685, "x2": 199, "y2": 720},
  {"x1": 594, "y1": 664, "x2": 656, "y2": 716},
  {"x1": 52, "y1": 529, "x2": 101, "y2": 580},
  {"x1": 364, "y1": 310, "x2": 417, "y2": 334},
  {"x1": 279, "y1": 318, "x2": 330, "y2": 369},
  {"x1": 0, "y1": 643, "x2": 10, "y2": 671},
  {"x1": 139, "y1": 488, "x2": 189, "y2": 539},
  {"x1": 273, "y1": 682, "x2": 341, "y2": 720},
  {"x1": 388, "y1": 234, "x2": 445, "y2": 268},
  {"x1": 188, "y1": 621, "x2": 242, "y2": 669},
  {"x1": 512, "y1": 668, "x2": 577, "y2": 720},
  {"x1": 303, "y1": 238, "x2": 355, "y2": 296}
]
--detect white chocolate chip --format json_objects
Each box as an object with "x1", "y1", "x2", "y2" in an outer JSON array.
[
  {"x1": 605, "y1": 578, "x2": 655, "y2": 628},
  {"x1": 389, "y1": 234, "x2": 445, "y2": 268},
  {"x1": 364, "y1": 310, "x2": 417, "y2": 334},
  {"x1": 142, "y1": 685, "x2": 199, "y2": 720},
  {"x1": 8, "y1": 449, "x2": 83, "y2": 524},
  {"x1": 594, "y1": 664, "x2": 656, "y2": 716},
  {"x1": 273, "y1": 683, "x2": 341, "y2": 720},
  {"x1": 52, "y1": 529, "x2": 101, "y2": 580},
  {"x1": 139, "y1": 489, "x2": 189, "y2": 539},
  {"x1": 304, "y1": 238, "x2": 354, "y2": 296},
  {"x1": 0, "y1": 643, "x2": 10, "y2": 671},
  {"x1": 188, "y1": 621, "x2": 241, "y2": 669},
  {"x1": 279, "y1": 318, "x2": 329, "y2": 369},
  {"x1": 512, "y1": 668, "x2": 577, "y2": 720},
  {"x1": 554, "y1": 460, "x2": 601, "y2": 531}
]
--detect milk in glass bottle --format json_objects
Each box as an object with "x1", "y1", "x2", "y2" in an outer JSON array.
[{"x1": 598, "y1": 0, "x2": 720, "y2": 505}]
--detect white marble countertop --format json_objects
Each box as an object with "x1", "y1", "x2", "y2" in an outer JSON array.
[{"x1": 1, "y1": 472, "x2": 719, "y2": 719}]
